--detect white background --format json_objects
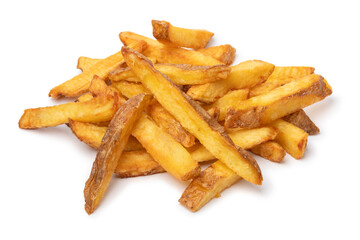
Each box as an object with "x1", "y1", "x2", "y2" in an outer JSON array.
[{"x1": 1, "y1": 0, "x2": 359, "y2": 239}]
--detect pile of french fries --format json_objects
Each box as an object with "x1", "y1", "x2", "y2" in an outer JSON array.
[{"x1": 19, "y1": 20, "x2": 332, "y2": 214}]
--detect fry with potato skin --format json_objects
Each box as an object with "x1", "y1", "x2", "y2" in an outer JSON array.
[
  {"x1": 225, "y1": 74, "x2": 332, "y2": 129},
  {"x1": 250, "y1": 141, "x2": 286, "y2": 163},
  {"x1": 77, "y1": 57, "x2": 102, "y2": 72},
  {"x1": 283, "y1": 109, "x2": 319, "y2": 135},
  {"x1": 152, "y1": 20, "x2": 214, "y2": 49},
  {"x1": 198, "y1": 44, "x2": 236, "y2": 65},
  {"x1": 84, "y1": 94, "x2": 152, "y2": 214},
  {"x1": 122, "y1": 47, "x2": 262, "y2": 185}
]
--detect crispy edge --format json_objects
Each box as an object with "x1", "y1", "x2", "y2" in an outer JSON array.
[
  {"x1": 283, "y1": 109, "x2": 320, "y2": 135},
  {"x1": 250, "y1": 141, "x2": 286, "y2": 163},
  {"x1": 198, "y1": 44, "x2": 236, "y2": 65}
]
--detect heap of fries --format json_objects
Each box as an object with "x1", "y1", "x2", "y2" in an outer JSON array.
[{"x1": 19, "y1": 20, "x2": 332, "y2": 214}]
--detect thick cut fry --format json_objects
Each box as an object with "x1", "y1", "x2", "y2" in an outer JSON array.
[
  {"x1": 132, "y1": 114, "x2": 200, "y2": 181},
  {"x1": 225, "y1": 74, "x2": 332, "y2": 129},
  {"x1": 109, "y1": 64, "x2": 231, "y2": 85},
  {"x1": 249, "y1": 66, "x2": 315, "y2": 97},
  {"x1": 283, "y1": 109, "x2": 319, "y2": 135},
  {"x1": 19, "y1": 95, "x2": 120, "y2": 129},
  {"x1": 77, "y1": 57, "x2": 102, "y2": 72},
  {"x1": 68, "y1": 120, "x2": 143, "y2": 151},
  {"x1": 120, "y1": 32, "x2": 222, "y2": 66},
  {"x1": 84, "y1": 94, "x2": 152, "y2": 214},
  {"x1": 112, "y1": 81, "x2": 150, "y2": 98},
  {"x1": 49, "y1": 41, "x2": 147, "y2": 98},
  {"x1": 122, "y1": 47, "x2": 262, "y2": 185},
  {"x1": 269, "y1": 119, "x2": 308, "y2": 159},
  {"x1": 187, "y1": 60, "x2": 275, "y2": 103},
  {"x1": 198, "y1": 44, "x2": 236, "y2": 65},
  {"x1": 115, "y1": 150, "x2": 166, "y2": 178},
  {"x1": 179, "y1": 161, "x2": 241, "y2": 212},
  {"x1": 250, "y1": 141, "x2": 286, "y2": 163},
  {"x1": 206, "y1": 89, "x2": 249, "y2": 120},
  {"x1": 152, "y1": 20, "x2": 214, "y2": 49}
]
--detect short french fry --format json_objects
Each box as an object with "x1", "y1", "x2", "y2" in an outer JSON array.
[
  {"x1": 84, "y1": 94, "x2": 152, "y2": 214},
  {"x1": 249, "y1": 66, "x2": 315, "y2": 97},
  {"x1": 120, "y1": 32, "x2": 222, "y2": 66},
  {"x1": 132, "y1": 114, "x2": 200, "y2": 181},
  {"x1": 115, "y1": 150, "x2": 166, "y2": 178},
  {"x1": 122, "y1": 47, "x2": 262, "y2": 185},
  {"x1": 19, "y1": 94, "x2": 121, "y2": 129},
  {"x1": 187, "y1": 60, "x2": 275, "y2": 103},
  {"x1": 112, "y1": 81, "x2": 150, "y2": 98},
  {"x1": 250, "y1": 141, "x2": 286, "y2": 163},
  {"x1": 109, "y1": 64, "x2": 231, "y2": 85},
  {"x1": 68, "y1": 120, "x2": 143, "y2": 151},
  {"x1": 49, "y1": 40, "x2": 147, "y2": 98},
  {"x1": 198, "y1": 44, "x2": 236, "y2": 65},
  {"x1": 269, "y1": 119, "x2": 308, "y2": 159},
  {"x1": 77, "y1": 57, "x2": 102, "y2": 72},
  {"x1": 225, "y1": 74, "x2": 332, "y2": 129},
  {"x1": 283, "y1": 109, "x2": 319, "y2": 135},
  {"x1": 152, "y1": 20, "x2": 214, "y2": 49}
]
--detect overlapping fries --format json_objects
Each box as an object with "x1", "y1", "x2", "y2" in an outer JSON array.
[{"x1": 18, "y1": 20, "x2": 332, "y2": 214}]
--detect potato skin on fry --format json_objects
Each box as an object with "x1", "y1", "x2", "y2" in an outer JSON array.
[
  {"x1": 198, "y1": 44, "x2": 236, "y2": 65},
  {"x1": 84, "y1": 94, "x2": 152, "y2": 214},
  {"x1": 250, "y1": 141, "x2": 286, "y2": 163},
  {"x1": 283, "y1": 109, "x2": 319, "y2": 135}
]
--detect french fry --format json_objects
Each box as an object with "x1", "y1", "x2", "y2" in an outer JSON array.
[
  {"x1": 109, "y1": 64, "x2": 231, "y2": 85},
  {"x1": 151, "y1": 20, "x2": 214, "y2": 49},
  {"x1": 68, "y1": 120, "x2": 143, "y2": 151},
  {"x1": 120, "y1": 32, "x2": 222, "y2": 66},
  {"x1": 187, "y1": 60, "x2": 275, "y2": 103},
  {"x1": 225, "y1": 74, "x2": 332, "y2": 129},
  {"x1": 122, "y1": 47, "x2": 262, "y2": 185},
  {"x1": 84, "y1": 94, "x2": 152, "y2": 214},
  {"x1": 283, "y1": 109, "x2": 319, "y2": 135},
  {"x1": 198, "y1": 44, "x2": 236, "y2": 65},
  {"x1": 132, "y1": 114, "x2": 200, "y2": 181},
  {"x1": 49, "y1": 40, "x2": 147, "y2": 98},
  {"x1": 112, "y1": 81, "x2": 150, "y2": 98},
  {"x1": 249, "y1": 66, "x2": 315, "y2": 97},
  {"x1": 250, "y1": 141, "x2": 286, "y2": 163},
  {"x1": 77, "y1": 57, "x2": 102, "y2": 72},
  {"x1": 115, "y1": 150, "x2": 166, "y2": 178},
  {"x1": 269, "y1": 119, "x2": 308, "y2": 159},
  {"x1": 77, "y1": 92, "x2": 94, "y2": 102},
  {"x1": 19, "y1": 94, "x2": 121, "y2": 129}
]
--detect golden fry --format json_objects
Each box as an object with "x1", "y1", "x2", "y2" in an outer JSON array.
[
  {"x1": 250, "y1": 141, "x2": 286, "y2": 163},
  {"x1": 77, "y1": 57, "x2": 102, "y2": 72},
  {"x1": 283, "y1": 109, "x2": 319, "y2": 135}
]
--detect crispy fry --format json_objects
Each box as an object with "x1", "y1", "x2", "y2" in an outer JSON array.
[
  {"x1": 249, "y1": 66, "x2": 315, "y2": 97},
  {"x1": 283, "y1": 109, "x2": 319, "y2": 135},
  {"x1": 132, "y1": 114, "x2": 200, "y2": 181},
  {"x1": 19, "y1": 94, "x2": 121, "y2": 129},
  {"x1": 250, "y1": 141, "x2": 286, "y2": 163},
  {"x1": 49, "y1": 41, "x2": 147, "y2": 98},
  {"x1": 84, "y1": 94, "x2": 152, "y2": 214},
  {"x1": 120, "y1": 32, "x2": 222, "y2": 66},
  {"x1": 198, "y1": 44, "x2": 236, "y2": 65},
  {"x1": 77, "y1": 92, "x2": 94, "y2": 102},
  {"x1": 111, "y1": 81, "x2": 150, "y2": 98},
  {"x1": 115, "y1": 150, "x2": 166, "y2": 178},
  {"x1": 122, "y1": 47, "x2": 262, "y2": 185},
  {"x1": 187, "y1": 60, "x2": 275, "y2": 103},
  {"x1": 109, "y1": 64, "x2": 231, "y2": 85},
  {"x1": 77, "y1": 57, "x2": 102, "y2": 72},
  {"x1": 225, "y1": 74, "x2": 332, "y2": 129},
  {"x1": 152, "y1": 20, "x2": 214, "y2": 49}
]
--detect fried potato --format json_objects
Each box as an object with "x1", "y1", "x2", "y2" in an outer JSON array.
[
  {"x1": 19, "y1": 94, "x2": 121, "y2": 129},
  {"x1": 250, "y1": 141, "x2": 286, "y2": 163},
  {"x1": 77, "y1": 57, "x2": 102, "y2": 72},
  {"x1": 122, "y1": 47, "x2": 262, "y2": 185},
  {"x1": 120, "y1": 32, "x2": 222, "y2": 66},
  {"x1": 249, "y1": 66, "x2": 315, "y2": 97},
  {"x1": 49, "y1": 40, "x2": 147, "y2": 98},
  {"x1": 115, "y1": 150, "x2": 166, "y2": 178},
  {"x1": 77, "y1": 92, "x2": 94, "y2": 102},
  {"x1": 225, "y1": 74, "x2": 332, "y2": 129},
  {"x1": 283, "y1": 109, "x2": 319, "y2": 135},
  {"x1": 187, "y1": 60, "x2": 275, "y2": 103},
  {"x1": 132, "y1": 114, "x2": 200, "y2": 181},
  {"x1": 206, "y1": 89, "x2": 249, "y2": 120},
  {"x1": 109, "y1": 64, "x2": 231, "y2": 85},
  {"x1": 112, "y1": 81, "x2": 151, "y2": 98},
  {"x1": 152, "y1": 20, "x2": 214, "y2": 49},
  {"x1": 84, "y1": 94, "x2": 152, "y2": 214},
  {"x1": 268, "y1": 119, "x2": 308, "y2": 159},
  {"x1": 68, "y1": 120, "x2": 143, "y2": 151},
  {"x1": 198, "y1": 44, "x2": 236, "y2": 65}
]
